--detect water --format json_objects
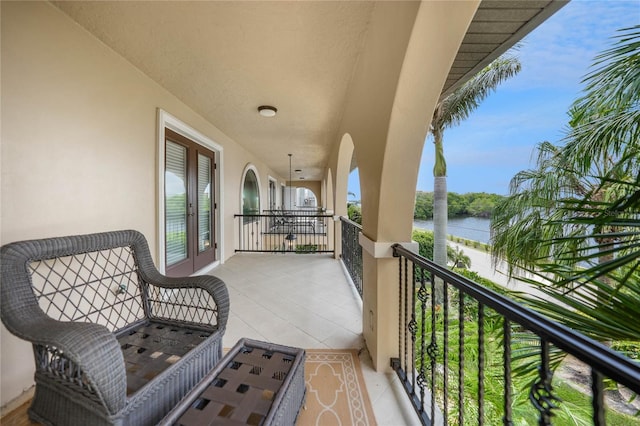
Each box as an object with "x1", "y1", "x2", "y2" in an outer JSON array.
[{"x1": 413, "y1": 217, "x2": 491, "y2": 244}]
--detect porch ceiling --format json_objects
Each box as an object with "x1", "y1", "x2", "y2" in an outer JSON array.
[{"x1": 53, "y1": 1, "x2": 565, "y2": 181}]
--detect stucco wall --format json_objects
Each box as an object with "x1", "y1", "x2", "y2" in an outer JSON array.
[{"x1": 0, "y1": 1, "x2": 285, "y2": 407}]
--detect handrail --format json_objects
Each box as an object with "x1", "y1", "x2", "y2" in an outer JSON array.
[
  {"x1": 392, "y1": 242, "x2": 640, "y2": 425},
  {"x1": 393, "y1": 244, "x2": 640, "y2": 393}
]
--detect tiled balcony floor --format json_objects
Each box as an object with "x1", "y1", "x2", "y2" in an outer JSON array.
[{"x1": 211, "y1": 253, "x2": 419, "y2": 425}]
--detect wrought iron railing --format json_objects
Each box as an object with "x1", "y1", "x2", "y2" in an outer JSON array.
[
  {"x1": 391, "y1": 243, "x2": 640, "y2": 425},
  {"x1": 234, "y1": 210, "x2": 333, "y2": 254},
  {"x1": 340, "y1": 216, "x2": 363, "y2": 298}
]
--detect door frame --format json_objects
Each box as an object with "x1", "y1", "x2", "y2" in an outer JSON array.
[{"x1": 157, "y1": 109, "x2": 224, "y2": 274}]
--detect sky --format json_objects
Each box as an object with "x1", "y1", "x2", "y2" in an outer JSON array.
[{"x1": 349, "y1": 0, "x2": 640, "y2": 200}]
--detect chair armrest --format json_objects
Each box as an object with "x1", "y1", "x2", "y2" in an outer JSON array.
[
  {"x1": 17, "y1": 317, "x2": 126, "y2": 414},
  {"x1": 140, "y1": 274, "x2": 230, "y2": 330},
  {"x1": 126, "y1": 232, "x2": 229, "y2": 330}
]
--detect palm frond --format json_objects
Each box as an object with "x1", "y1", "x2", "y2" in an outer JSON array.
[{"x1": 432, "y1": 55, "x2": 521, "y2": 132}]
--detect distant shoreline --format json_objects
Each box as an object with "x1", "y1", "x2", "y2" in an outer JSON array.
[{"x1": 413, "y1": 216, "x2": 491, "y2": 244}]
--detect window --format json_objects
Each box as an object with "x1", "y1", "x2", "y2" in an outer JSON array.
[{"x1": 242, "y1": 169, "x2": 260, "y2": 222}]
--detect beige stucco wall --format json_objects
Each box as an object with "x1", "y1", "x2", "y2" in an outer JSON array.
[
  {"x1": 0, "y1": 1, "x2": 284, "y2": 407},
  {"x1": 333, "y1": 1, "x2": 479, "y2": 369}
]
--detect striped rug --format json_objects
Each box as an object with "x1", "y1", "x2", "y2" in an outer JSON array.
[{"x1": 297, "y1": 349, "x2": 377, "y2": 426}]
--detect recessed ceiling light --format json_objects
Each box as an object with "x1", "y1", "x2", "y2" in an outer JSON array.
[{"x1": 258, "y1": 105, "x2": 277, "y2": 117}]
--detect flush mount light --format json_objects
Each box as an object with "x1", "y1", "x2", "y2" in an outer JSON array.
[{"x1": 258, "y1": 105, "x2": 277, "y2": 117}]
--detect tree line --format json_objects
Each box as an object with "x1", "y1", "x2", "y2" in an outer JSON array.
[
  {"x1": 414, "y1": 191, "x2": 503, "y2": 219},
  {"x1": 346, "y1": 190, "x2": 503, "y2": 224}
]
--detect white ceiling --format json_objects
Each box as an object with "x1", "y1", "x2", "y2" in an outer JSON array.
[{"x1": 53, "y1": 1, "x2": 564, "y2": 181}]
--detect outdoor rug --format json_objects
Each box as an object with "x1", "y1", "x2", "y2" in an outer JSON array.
[{"x1": 297, "y1": 349, "x2": 377, "y2": 426}]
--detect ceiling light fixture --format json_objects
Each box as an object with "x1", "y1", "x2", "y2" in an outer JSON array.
[{"x1": 258, "y1": 105, "x2": 277, "y2": 117}]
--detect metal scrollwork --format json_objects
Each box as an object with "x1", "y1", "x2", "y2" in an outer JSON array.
[
  {"x1": 529, "y1": 366, "x2": 560, "y2": 426},
  {"x1": 417, "y1": 283, "x2": 429, "y2": 303},
  {"x1": 408, "y1": 319, "x2": 418, "y2": 340},
  {"x1": 425, "y1": 341, "x2": 439, "y2": 362}
]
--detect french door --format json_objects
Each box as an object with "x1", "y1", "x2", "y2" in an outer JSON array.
[{"x1": 165, "y1": 128, "x2": 216, "y2": 276}]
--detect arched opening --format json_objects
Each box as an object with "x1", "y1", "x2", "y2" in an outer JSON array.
[
  {"x1": 295, "y1": 187, "x2": 317, "y2": 209},
  {"x1": 241, "y1": 166, "x2": 261, "y2": 220},
  {"x1": 335, "y1": 133, "x2": 355, "y2": 219}
]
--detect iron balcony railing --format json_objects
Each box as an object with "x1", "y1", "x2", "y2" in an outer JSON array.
[
  {"x1": 340, "y1": 216, "x2": 363, "y2": 299},
  {"x1": 391, "y1": 243, "x2": 640, "y2": 426},
  {"x1": 234, "y1": 210, "x2": 333, "y2": 254}
]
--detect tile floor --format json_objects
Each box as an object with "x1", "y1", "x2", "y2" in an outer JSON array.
[{"x1": 211, "y1": 253, "x2": 420, "y2": 425}]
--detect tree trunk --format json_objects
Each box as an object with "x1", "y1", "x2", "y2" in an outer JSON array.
[
  {"x1": 433, "y1": 129, "x2": 447, "y2": 304},
  {"x1": 434, "y1": 176, "x2": 448, "y2": 268}
]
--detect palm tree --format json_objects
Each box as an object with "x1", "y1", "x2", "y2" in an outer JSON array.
[
  {"x1": 490, "y1": 26, "x2": 640, "y2": 376},
  {"x1": 430, "y1": 55, "x2": 521, "y2": 272},
  {"x1": 449, "y1": 246, "x2": 471, "y2": 269},
  {"x1": 491, "y1": 25, "x2": 640, "y2": 290},
  {"x1": 490, "y1": 137, "x2": 629, "y2": 281}
]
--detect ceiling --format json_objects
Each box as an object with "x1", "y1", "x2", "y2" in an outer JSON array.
[{"x1": 53, "y1": 1, "x2": 565, "y2": 182}]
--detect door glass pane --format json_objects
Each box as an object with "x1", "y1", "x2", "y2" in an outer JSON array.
[
  {"x1": 198, "y1": 154, "x2": 212, "y2": 253},
  {"x1": 165, "y1": 141, "x2": 188, "y2": 265}
]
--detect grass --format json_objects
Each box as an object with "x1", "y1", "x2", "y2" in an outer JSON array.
[{"x1": 447, "y1": 234, "x2": 491, "y2": 252}]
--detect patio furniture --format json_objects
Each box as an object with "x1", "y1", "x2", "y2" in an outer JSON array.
[
  {"x1": 0, "y1": 230, "x2": 229, "y2": 426},
  {"x1": 159, "y1": 338, "x2": 306, "y2": 426}
]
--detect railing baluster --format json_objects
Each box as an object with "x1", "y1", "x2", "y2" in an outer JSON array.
[
  {"x1": 410, "y1": 261, "x2": 417, "y2": 400},
  {"x1": 443, "y1": 280, "x2": 449, "y2": 423},
  {"x1": 478, "y1": 302, "x2": 485, "y2": 426},
  {"x1": 430, "y1": 270, "x2": 437, "y2": 423},
  {"x1": 418, "y1": 267, "x2": 428, "y2": 415},
  {"x1": 503, "y1": 318, "x2": 513, "y2": 426},
  {"x1": 530, "y1": 339, "x2": 557, "y2": 426},
  {"x1": 404, "y1": 257, "x2": 409, "y2": 385},
  {"x1": 591, "y1": 369, "x2": 605, "y2": 426},
  {"x1": 398, "y1": 255, "x2": 403, "y2": 375},
  {"x1": 458, "y1": 289, "x2": 465, "y2": 426}
]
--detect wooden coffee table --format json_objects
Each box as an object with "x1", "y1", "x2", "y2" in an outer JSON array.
[{"x1": 159, "y1": 338, "x2": 306, "y2": 425}]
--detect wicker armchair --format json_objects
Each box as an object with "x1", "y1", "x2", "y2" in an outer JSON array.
[{"x1": 0, "y1": 230, "x2": 229, "y2": 426}]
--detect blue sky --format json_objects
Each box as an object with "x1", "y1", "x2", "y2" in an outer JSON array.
[{"x1": 349, "y1": 0, "x2": 639, "y2": 200}]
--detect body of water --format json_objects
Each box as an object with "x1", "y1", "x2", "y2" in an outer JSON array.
[{"x1": 414, "y1": 216, "x2": 491, "y2": 244}]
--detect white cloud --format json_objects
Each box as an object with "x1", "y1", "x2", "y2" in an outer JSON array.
[{"x1": 506, "y1": 1, "x2": 639, "y2": 91}]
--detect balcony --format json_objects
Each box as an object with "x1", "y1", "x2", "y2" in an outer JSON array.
[
  {"x1": 2, "y1": 1, "x2": 612, "y2": 422},
  {"x1": 215, "y1": 252, "x2": 420, "y2": 425}
]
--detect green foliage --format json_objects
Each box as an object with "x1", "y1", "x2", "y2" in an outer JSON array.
[
  {"x1": 347, "y1": 203, "x2": 362, "y2": 224},
  {"x1": 447, "y1": 192, "x2": 468, "y2": 216},
  {"x1": 295, "y1": 244, "x2": 318, "y2": 253},
  {"x1": 412, "y1": 229, "x2": 434, "y2": 260},
  {"x1": 449, "y1": 246, "x2": 471, "y2": 269},
  {"x1": 414, "y1": 191, "x2": 433, "y2": 219},
  {"x1": 414, "y1": 191, "x2": 503, "y2": 219},
  {"x1": 412, "y1": 229, "x2": 456, "y2": 263}
]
